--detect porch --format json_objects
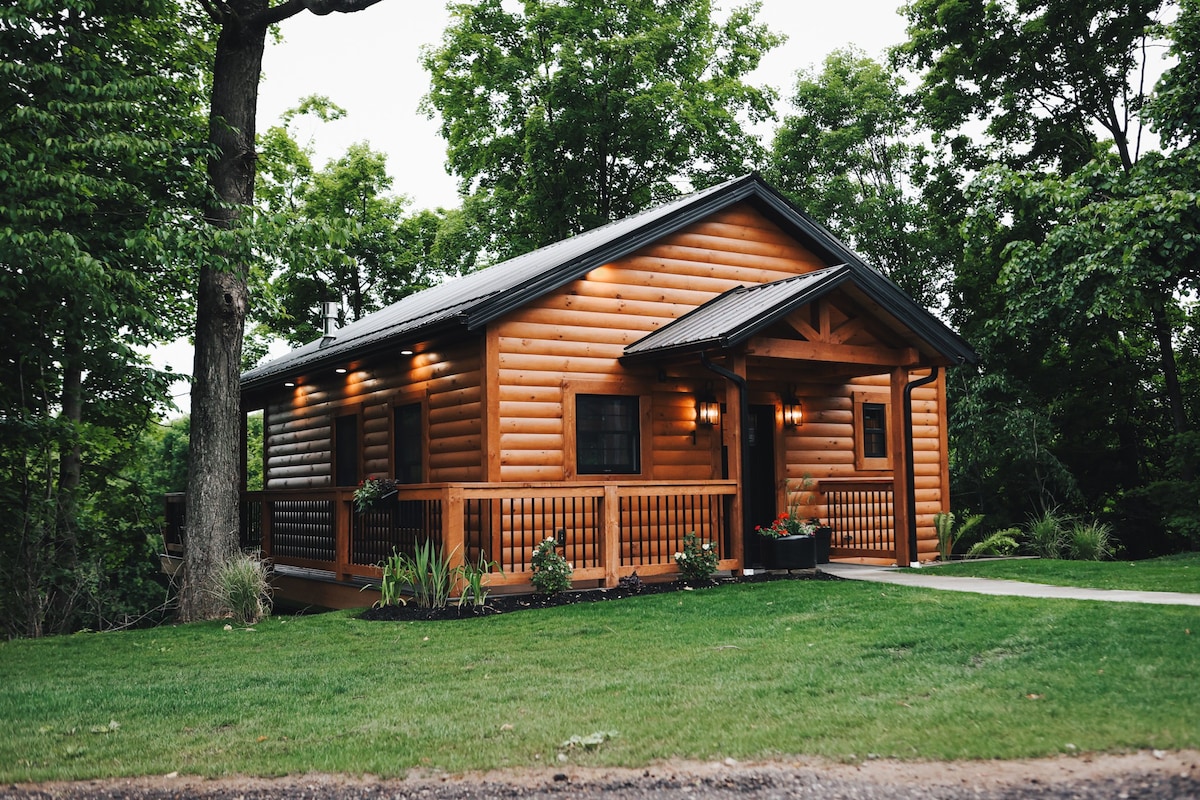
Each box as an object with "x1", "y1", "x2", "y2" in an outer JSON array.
[{"x1": 165, "y1": 478, "x2": 898, "y2": 608}]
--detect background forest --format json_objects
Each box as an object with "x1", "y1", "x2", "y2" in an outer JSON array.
[{"x1": 3, "y1": 0, "x2": 1199, "y2": 637}]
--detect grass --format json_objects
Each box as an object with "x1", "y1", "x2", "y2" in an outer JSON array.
[
  {"x1": 920, "y1": 552, "x2": 1200, "y2": 593},
  {"x1": 0, "y1": 578, "x2": 1197, "y2": 783}
]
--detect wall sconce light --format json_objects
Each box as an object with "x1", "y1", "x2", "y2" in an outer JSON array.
[
  {"x1": 697, "y1": 396, "x2": 720, "y2": 427},
  {"x1": 399, "y1": 347, "x2": 415, "y2": 356},
  {"x1": 783, "y1": 396, "x2": 804, "y2": 429},
  {"x1": 334, "y1": 367, "x2": 348, "y2": 374},
  {"x1": 284, "y1": 380, "x2": 296, "y2": 388}
]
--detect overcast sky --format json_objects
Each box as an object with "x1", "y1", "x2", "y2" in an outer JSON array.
[
  {"x1": 257, "y1": 0, "x2": 911, "y2": 210},
  {"x1": 158, "y1": 0, "x2": 912, "y2": 412}
]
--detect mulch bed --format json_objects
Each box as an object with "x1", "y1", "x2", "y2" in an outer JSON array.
[{"x1": 359, "y1": 568, "x2": 842, "y2": 622}]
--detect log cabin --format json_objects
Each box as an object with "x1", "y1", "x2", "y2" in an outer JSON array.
[{"x1": 230, "y1": 173, "x2": 977, "y2": 607}]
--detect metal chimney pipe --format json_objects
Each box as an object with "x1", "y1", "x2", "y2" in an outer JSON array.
[{"x1": 321, "y1": 301, "x2": 339, "y2": 336}]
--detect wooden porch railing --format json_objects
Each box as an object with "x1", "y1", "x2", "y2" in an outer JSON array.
[
  {"x1": 816, "y1": 478, "x2": 896, "y2": 561},
  {"x1": 223, "y1": 481, "x2": 736, "y2": 589}
]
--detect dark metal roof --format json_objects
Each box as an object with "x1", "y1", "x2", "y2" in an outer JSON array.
[
  {"x1": 241, "y1": 173, "x2": 975, "y2": 392},
  {"x1": 623, "y1": 264, "x2": 978, "y2": 366},
  {"x1": 623, "y1": 267, "x2": 853, "y2": 359}
]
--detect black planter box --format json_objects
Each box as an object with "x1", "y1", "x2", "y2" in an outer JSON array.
[
  {"x1": 768, "y1": 534, "x2": 816, "y2": 570},
  {"x1": 814, "y1": 526, "x2": 832, "y2": 564}
]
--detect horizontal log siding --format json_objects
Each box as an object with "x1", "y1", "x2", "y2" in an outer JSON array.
[
  {"x1": 779, "y1": 374, "x2": 946, "y2": 560},
  {"x1": 493, "y1": 204, "x2": 827, "y2": 485},
  {"x1": 263, "y1": 341, "x2": 483, "y2": 490}
]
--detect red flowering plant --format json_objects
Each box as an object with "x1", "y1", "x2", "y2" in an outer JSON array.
[
  {"x1": 353, "y1": 476, "x2": 398, "y2": 512},
  {"x1": 755, "y1": 512, "x2": 819, "y2": 539}
]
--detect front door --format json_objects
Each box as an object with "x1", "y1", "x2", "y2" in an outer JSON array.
[{"x1": 745, "y1": 404, "x2": 777, "y2": 567}]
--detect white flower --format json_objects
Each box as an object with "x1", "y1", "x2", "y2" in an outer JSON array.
[
  {"x1": 674, "y1": 552, "x2": 684, "y2": 560},
  {"x1": 702, "y1": 543, "x2": 712, "y2": 550}
]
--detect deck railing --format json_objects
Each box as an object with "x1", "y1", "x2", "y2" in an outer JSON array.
[
  {"x1": 227, "y1": 481, "x2": 736, "y2": 588},
  {"x1": 816, "y1": 478, "x2": 896, "y2": 560}
]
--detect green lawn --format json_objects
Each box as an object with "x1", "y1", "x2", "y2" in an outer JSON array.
[
  {"x1": 1, "y1": 578, "x2": 1197, "y2": 783},
  {"x1": 915, "y1": 552, "x2": 1200, "y2": 593}
]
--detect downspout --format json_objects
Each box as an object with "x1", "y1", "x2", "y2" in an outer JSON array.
[
  {"x1": 903, "y1": 366, "x2": 940, "y2": 565},
  {"x1": 700, "y1": 353, "x2": 752, "y2": 558}
]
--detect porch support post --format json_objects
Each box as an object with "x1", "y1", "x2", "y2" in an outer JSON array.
[
  {"x1": 445, "y1": 485, "x2": 465, "y2": 571},
  {"x1": 335, "y1": 491, "x2": 352, "y2": 581},
  {"x1": 700, "y1": 352, "x2": 748, "y2": 572},
  {"x1": 889, "y1": 367, "x2": 913, "y2": 566},
  {"x1": 603, "y1": 483, "x2": 620, "y2": 588}
]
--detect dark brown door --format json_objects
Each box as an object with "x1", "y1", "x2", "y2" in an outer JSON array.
[{"x1": 746, "y1": 404, "x2": 776, "y2": 567}]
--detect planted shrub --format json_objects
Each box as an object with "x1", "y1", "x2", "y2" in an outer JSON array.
[
  {"x1": 933, "y1": 511, "x2": 985, "y2": 560},
  {"x1": 965, "y1": 527, "x2": 1020, "y2": 558},
  {"x1": 375, "y1": 550, "x2": 410, "y2": 608},
  {"x1": 1067, "y1": 520, "x2": 1115, "y2": 561},
  {"x1": 530, "y1": 537, "x2": 572, "y2": 594},
  {"x1": 1025, "y1": 506, "x2": 1066, "y2": 558},
  {"x1": 674, "y1": 531, "x2": 719, "y2": 583},
  {"x1": 457, "y1": 550, "x2": 501, "y2": 610},
  {"x1": 214, "y1": 552, "x2": 272, "y2": 624}
]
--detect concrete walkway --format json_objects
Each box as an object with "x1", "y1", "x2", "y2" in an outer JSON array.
[{"x1": 820, "y1": 562, "x2": 1200, "y2": 607}]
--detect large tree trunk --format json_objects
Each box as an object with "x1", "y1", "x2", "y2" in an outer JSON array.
[
  {"x1": 180, "y1": 5, "x2": 265, "y2": 621},
  {"x1": 181, "y1": 0, "x2": 384, "y2": 621}
]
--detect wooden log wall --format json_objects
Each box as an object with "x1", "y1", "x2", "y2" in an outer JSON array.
[
  {"x1": 492, "y1": 203, "x2": 827, "y2": 486},
  {"x1": 777, "y1": 372, "x2": 947, "y2": 562},
  {"x1": 263, "y1": 340, "x2": 483, "y2": 490}
]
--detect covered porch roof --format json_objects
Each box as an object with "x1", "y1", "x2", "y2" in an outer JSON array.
[{"x1": 621, "y1": 264, "x2": 978, "y2": 371}]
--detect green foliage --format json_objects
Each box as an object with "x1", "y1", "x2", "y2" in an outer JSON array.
[
  {"x1": 374, "y1": 550, "x2": 409, "y2": 609},
  {"x1": 897, "y1": 0, "x2": 1161, "y2": 171},
  {"x1": 373, "y1": 544, "x2": 501, "y2": 610},
  {"x1": 933, "y1": 511, "x2": 954, "y2": 561},
  {"x1": 352, "y1": 477, "x2": 398, "y2": 513},
  {"x1": 0, "y1": 0, "x2": 210, "y2": 636},
  {"x1": 212, "y1": 553, "x2": 272, "y2": 625},
  {"x1": 931, "y1": 511, "x2": 984, "y2": 560},
  {"x1": 673, "y1": 532, "x2": 719, "y2": 583},
  {"x1": 964, "y1": 528, "x2": 1021, "y2": 558},
  {"x1": 405, "y1": 539, "x2": 454, "y2": 610},
  {"x1": 1024, "y1": 507, "x2": 1067, "y2": 559},
  {"x1": 253, "y1": 100, "x2": 478, "y2": 347},
  {"x1": 530, "y1": 537, "x2": 573, "y2": 595},
  {"x1": 1147, "y1": 0, "x2": 1200, "y2": 147},
  {"x1": 421, "y1": 0, "x2": 782, "y2": 257},
  {"x1": 767, "y1": 48, "x2": 951, "y2": 307},
  {"x1": 457, "y1": 550, "x2": 501, "y2": 610},
  {"x1": 1066, "y1": 521, "x2": 1116, "y2": 562}
]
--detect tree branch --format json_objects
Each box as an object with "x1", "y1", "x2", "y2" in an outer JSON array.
[{"x1": 247, "y1": 0, "x2": 385, "y2": 29}]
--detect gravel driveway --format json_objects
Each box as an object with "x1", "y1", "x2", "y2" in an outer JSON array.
[{"x1": 7, "y1": 751, "x2": 1198, "y2": 800}]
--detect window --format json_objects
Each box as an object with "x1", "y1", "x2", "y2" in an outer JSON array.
[
  {"x1": 333, "y1": 412, "x2": 359, "y2": 486},
  {"x1": 393, "y1": 402, "x2": 423, "y2": 484},
  {"x1": 853, "y1": 392, "x2": 891, "y2": 471},
  {"x1": 862, "y1": 403, "x2": 887, "y2": 459},
  {"x1": 576, "y1": 394, "x2": 640, "y2": 474}
]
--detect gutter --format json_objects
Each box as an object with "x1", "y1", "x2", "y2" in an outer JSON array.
[
  {"x1": 700, "y1": 353, "x2": 751, "y2": 566},
  {"x1": 903, "y1": 366, "x2": 940, "y2": 565}
]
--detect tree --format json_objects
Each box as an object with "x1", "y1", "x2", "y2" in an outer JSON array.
[
  {"x1": 897, "y1": 0, "x2": 1161, "y2": 173},
  {"x1": 0, "y1": 0, "x2": 211, "y2": 636},
  {"x1": 253, "y1": 101, "x2": 471, "y2": 346},
  {"x1": 183, "y1": 0, "x2": 383, "y2": 621},
  {"x1": 897, "y1": 0, "x2": 1200, "y2": 550},
  {"x1": 421, "y1": 0, "x2": 783, "y2": 258},
  {"x1": 767, "y1": 48, "x2": 952, "y2": 307}
]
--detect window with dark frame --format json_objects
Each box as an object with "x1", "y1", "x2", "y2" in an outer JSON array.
[
  {"x1": 862, "y1": 402, "x2": 888, "y2": 459},
  {"x1": 334, "y1": 413, "x2": 359, "y2": 487},
  {"x1": 393, "y1": 402, "x2": 422, "y2": 484},
  {"x1": 576, "y1": 394, "x2": 640, "y2": 474}
]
